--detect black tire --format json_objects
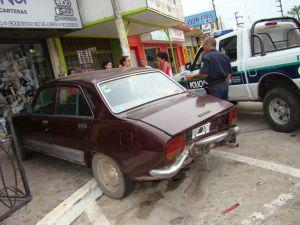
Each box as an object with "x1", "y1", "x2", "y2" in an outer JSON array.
[
  {"x1": 263, "y1": 87, "x2": 300, "y2": 133},
  {"x1": 92, "y1": 153, "x2": 135, "y2": 199}
]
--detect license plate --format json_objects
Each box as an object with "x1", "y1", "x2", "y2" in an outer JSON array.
[{"x1": 192, "y1": 122, "x2": 211, "y2": 139}]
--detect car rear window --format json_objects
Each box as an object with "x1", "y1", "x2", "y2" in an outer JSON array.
[{"x1": 98, "y1": 72, "x2": 185, "y2": 113}]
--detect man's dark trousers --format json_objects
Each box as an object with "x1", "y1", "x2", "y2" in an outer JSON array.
[{"x1": 210, "y1": 82, "x2": 229, "y2": 101}]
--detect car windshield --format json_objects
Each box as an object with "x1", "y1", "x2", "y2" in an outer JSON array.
[{"x1": 98, "y1": 72, "x2": 186, "y2": 113}]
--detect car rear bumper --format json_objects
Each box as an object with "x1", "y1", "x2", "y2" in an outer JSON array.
[{"x1": 148, "y1": 125, "x2": 240, "y2": 179}]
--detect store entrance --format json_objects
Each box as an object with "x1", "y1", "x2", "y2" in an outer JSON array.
[
  {"x1": 145, "y1": 48, "x2": 159, "y2": 68},
  {"x1": 0, "y1": 42, "x2": 52, "y2": 116}
]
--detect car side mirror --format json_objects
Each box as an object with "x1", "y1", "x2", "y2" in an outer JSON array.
[{"x1": 185, "y1": 63, "x2": 192, "y2": 70}]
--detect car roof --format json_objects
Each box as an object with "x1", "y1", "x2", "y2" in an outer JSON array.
[{"x1": 47, "y1": 67, "x2": 160, "y2": 85}]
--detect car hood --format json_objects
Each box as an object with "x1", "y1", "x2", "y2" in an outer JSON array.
[{"x1": 125, "y1": 92, "x2": 232, "y2": 136}]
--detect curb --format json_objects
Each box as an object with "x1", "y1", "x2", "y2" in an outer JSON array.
[{"x1": 36, "y1": 179, "x2": 102, "y2": 225}]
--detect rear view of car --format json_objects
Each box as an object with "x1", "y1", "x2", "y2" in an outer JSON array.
[{"x1": 12, "y1": 68, "x2": 240, "y2": 199}]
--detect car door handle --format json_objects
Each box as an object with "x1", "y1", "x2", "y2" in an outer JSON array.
[
  {"x1": 42, "y1": 120, "x2": 48, "y2": 125},
  {"x1": 78, "y1": 123, "x2": 88, "y2": 129}
]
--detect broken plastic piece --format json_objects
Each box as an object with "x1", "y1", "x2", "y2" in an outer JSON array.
[{"x1": 222, "y1": 203, "x2": 240, "y2": 214}]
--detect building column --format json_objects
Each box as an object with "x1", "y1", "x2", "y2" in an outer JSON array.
[
  {"x1": 54, "y1": 38, "x2": 67, "y2": 76},
  {"x1": 47, "y1": 38, "x2": 63, "y2": 79}
]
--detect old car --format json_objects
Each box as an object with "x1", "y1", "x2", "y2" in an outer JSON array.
[{"x1": 12, "y1": 68, "x2": 240, "y2": 199}]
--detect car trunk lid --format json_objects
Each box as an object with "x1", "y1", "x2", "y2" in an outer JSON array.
[{"x1": 125, "y1": 92, "x2": 232, "y2": 136}]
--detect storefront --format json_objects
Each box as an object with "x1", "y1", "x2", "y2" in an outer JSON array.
[
  {"x1": 0, "y1": 40, "x2": 55, "y2": 116},
  {"x1": 138, "y1": 28, "x2": 186, "y2": 73},
  {"x1": 0, "y1": 0, "x2": 82, "y2": 116},
  {"x1": 59, "y1": 38, "x2": 122, "y2": 73}
]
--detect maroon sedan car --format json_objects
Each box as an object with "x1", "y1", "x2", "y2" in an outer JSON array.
[{"x1": 12, "y1": 68, "x2": 240, "y2": 199}]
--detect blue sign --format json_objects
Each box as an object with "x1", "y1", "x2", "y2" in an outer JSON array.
[{"x1": 184, "y1": 10, "x2": 217, "y2": 27}]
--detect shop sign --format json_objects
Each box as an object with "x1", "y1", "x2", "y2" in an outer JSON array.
[
  {"x1": 184, "y1": 37, "x2": 192, "y2": 46},
  {"x1": 185, "y1": 10, "x2": 216, "y2": 27},
  {"x1": 0, "y1": 0, "x2": 82, "y2": 29},
  {"x1": 201, "y1": 23, "x2": 212, "y2": 34},
  {"x1": 141, "y1": 28, "x2": 184, "y2": 43},
  {"x1": 170, "y1": 28, "x2": 185, "y2": 43},
  {"x1": 147, "y1": 0, "x2": 184, "y2": 21}
]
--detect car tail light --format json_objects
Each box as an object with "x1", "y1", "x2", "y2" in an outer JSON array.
[
  {"x1": 265, "y1": 21, "x2": 277, "y2": 26},
  {"x1": 229, "y1": 107, "x2": 238, "y2": 125},
  {"x1": 165, "y1": 135, "x2": 185, "y2": 161}
]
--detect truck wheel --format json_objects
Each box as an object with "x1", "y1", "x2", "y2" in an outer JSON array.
[
  {"x1": 92, "y1": 153, "x2": 135, "y2": 199},
  {"x1": 263, "y1": 87, "x2": 300, "y2": 133}
]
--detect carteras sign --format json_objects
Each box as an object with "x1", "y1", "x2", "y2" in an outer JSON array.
[
  {"x1": 0, "y1": 0, "x2": 82, "y2": 29},
  {"x1": 185, "y1": 10, "x2": 217, "y2": 27}
]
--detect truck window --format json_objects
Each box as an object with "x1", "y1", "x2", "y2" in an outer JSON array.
[
  {"x1": 219, "y1": 36, "x2": 237, "y2": 62},
  {"x1": 253, "y1": 22, "x2": 300, "y2": 55}
]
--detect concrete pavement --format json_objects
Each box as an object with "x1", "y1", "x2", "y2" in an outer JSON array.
[{"x1": 71, "y1": 102, "x2": 300, "y2": 225}]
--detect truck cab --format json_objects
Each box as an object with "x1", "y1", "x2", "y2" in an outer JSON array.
[{"x1": 174, "y1": 17, "x2": 300, "y2": 133}]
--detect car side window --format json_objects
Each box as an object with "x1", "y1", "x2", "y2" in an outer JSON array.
[
  {"x1": 219, "y1": 36, "x2": 237, "y2": 62},
  {"x1": 56, "y1": 86, "x2": 92, "y2": 117},
  {"x1": 32, "y1": 87, "x2": 56, "y2": 115}
]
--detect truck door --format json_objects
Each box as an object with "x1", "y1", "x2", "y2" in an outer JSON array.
[{"x1": 218, "y1": 35, "x2": 250, "y2": 100}]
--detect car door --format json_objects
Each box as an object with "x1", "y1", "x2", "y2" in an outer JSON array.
[
  {"x1": 48, "y1": 85, "x2": 94, "y2": 165},
  {"x1": 218, "y1": 35, "x2": 250, "y2": 101},
  {"x1": 21, "y1": 86, "x2": 56, "y2": 152}
]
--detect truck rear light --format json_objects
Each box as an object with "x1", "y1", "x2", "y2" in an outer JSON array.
[
  {"x1": 165, "y1": 135, "x2": 185, "y2": 161},
  {"x1": 265, "y1": 21, "x2": 277, "y2": 26},
  {"x1": 229, "y1": 107, "x2": 238, "y2": 125}
]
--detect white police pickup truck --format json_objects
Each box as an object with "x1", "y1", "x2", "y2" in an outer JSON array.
[{"x1": 175, "y1": 17, "x2": 300, "y2": 133}]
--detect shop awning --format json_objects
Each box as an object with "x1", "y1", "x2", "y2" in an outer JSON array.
[{"x1": 67, "y1": 0, "x2": 184, "y2": 38}]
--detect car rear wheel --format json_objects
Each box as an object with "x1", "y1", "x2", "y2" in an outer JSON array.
[
  {"x1": 263, "y1": 87, "x2": 300, "y2": 133},
  {"x1": 92, "y1": 153, "x2": 135, "y2": 199}
]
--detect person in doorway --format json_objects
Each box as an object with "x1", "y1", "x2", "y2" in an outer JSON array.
[
  {"x1": 140, "y1": 59, "x2": 151, "y2": 68},
  {"x1": 119, "y1": 56, "x2": 132, "y2": 68},
  {"x1": 67, "y1": 68, "x2": 76, "y2": 76},
  {"x1": 157, "y1": 51, "x2": 172, "y2": 77},
  {"x1": 102, "y1": 60, "x2": 113, "y2": 70},
  {"x1": 185, "y1": 37, "x2": 232, "y2": 101}
]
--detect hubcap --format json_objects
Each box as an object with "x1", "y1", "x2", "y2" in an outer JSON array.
[
  {"x1": 97, "y1": 159, "x2": 120, "y2": 192},
  {"x1": 269, "y1": 97, "x2": 291, "y2": 125}
]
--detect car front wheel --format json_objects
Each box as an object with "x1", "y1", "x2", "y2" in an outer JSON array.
[
  {"x1": 92, "y1": 153, "x2": 135, "y2": 199},
  {"x1": 263, "y1": 87, "x2": 300, "y2": 133}
]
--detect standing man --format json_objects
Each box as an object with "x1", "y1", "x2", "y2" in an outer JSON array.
[{"x1": 185, "y1": 37, "x2": 232, "y2": 100}]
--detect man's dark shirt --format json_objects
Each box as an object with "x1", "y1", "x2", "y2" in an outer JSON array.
[{"x1": 199, "y1": 49, "x2": 232, "y2": 85}]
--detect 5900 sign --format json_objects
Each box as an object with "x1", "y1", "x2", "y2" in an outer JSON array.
[{"x1": 55, "y1": 0, "x2": 71, "y2": 7}]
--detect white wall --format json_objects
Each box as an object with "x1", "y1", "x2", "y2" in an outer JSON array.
[
  {"x1": 77, "y1": 0, "x2": 183, "y2": 26},
  {"x1": 118, "y1": 0, "x2": 147, "y2": 14},
  {"x1": 77, "y1": 0, "x2": 114, "y2": 25}
]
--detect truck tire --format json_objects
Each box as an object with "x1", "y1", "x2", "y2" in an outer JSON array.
[
  {"x1": 92, "y1": 153, "x2": 135, "y2": 199},
  {"x1": 263, "y1": 87, "x2": 300, "y2": 133}
]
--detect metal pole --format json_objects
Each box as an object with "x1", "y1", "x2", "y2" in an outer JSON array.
[
  {"x1": 111, "y1": 0, "x2": 130, "y2": 56},
  {"x1": 165, "y1": 29, "x2": 178, "y2": 74},
  {"x1": 275, "y1": 0, "x2": 284, "y2": 17},
  {"x1": 234, "y1": 12, "x2": 244, "y2": 28},
  {"x1": 212, "y1": 0, "x2": 219, "y2": 29}
]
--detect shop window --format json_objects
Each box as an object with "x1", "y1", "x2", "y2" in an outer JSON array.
[
  {"x1": 56, "y1": 86, "x2": 92, "y2": 117},
  {"x1": 61, "y1": 38, "x2": 115, "y2": 73},
  {"x1": 32, "y1": 87, "x2": 56, "y2": 115},
  {"x1": 219, "y1": 36, "x2": 237, "y2": 62},
  {"x1": 0, "y1": 43, "x2": 51, "y2": 116}
]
